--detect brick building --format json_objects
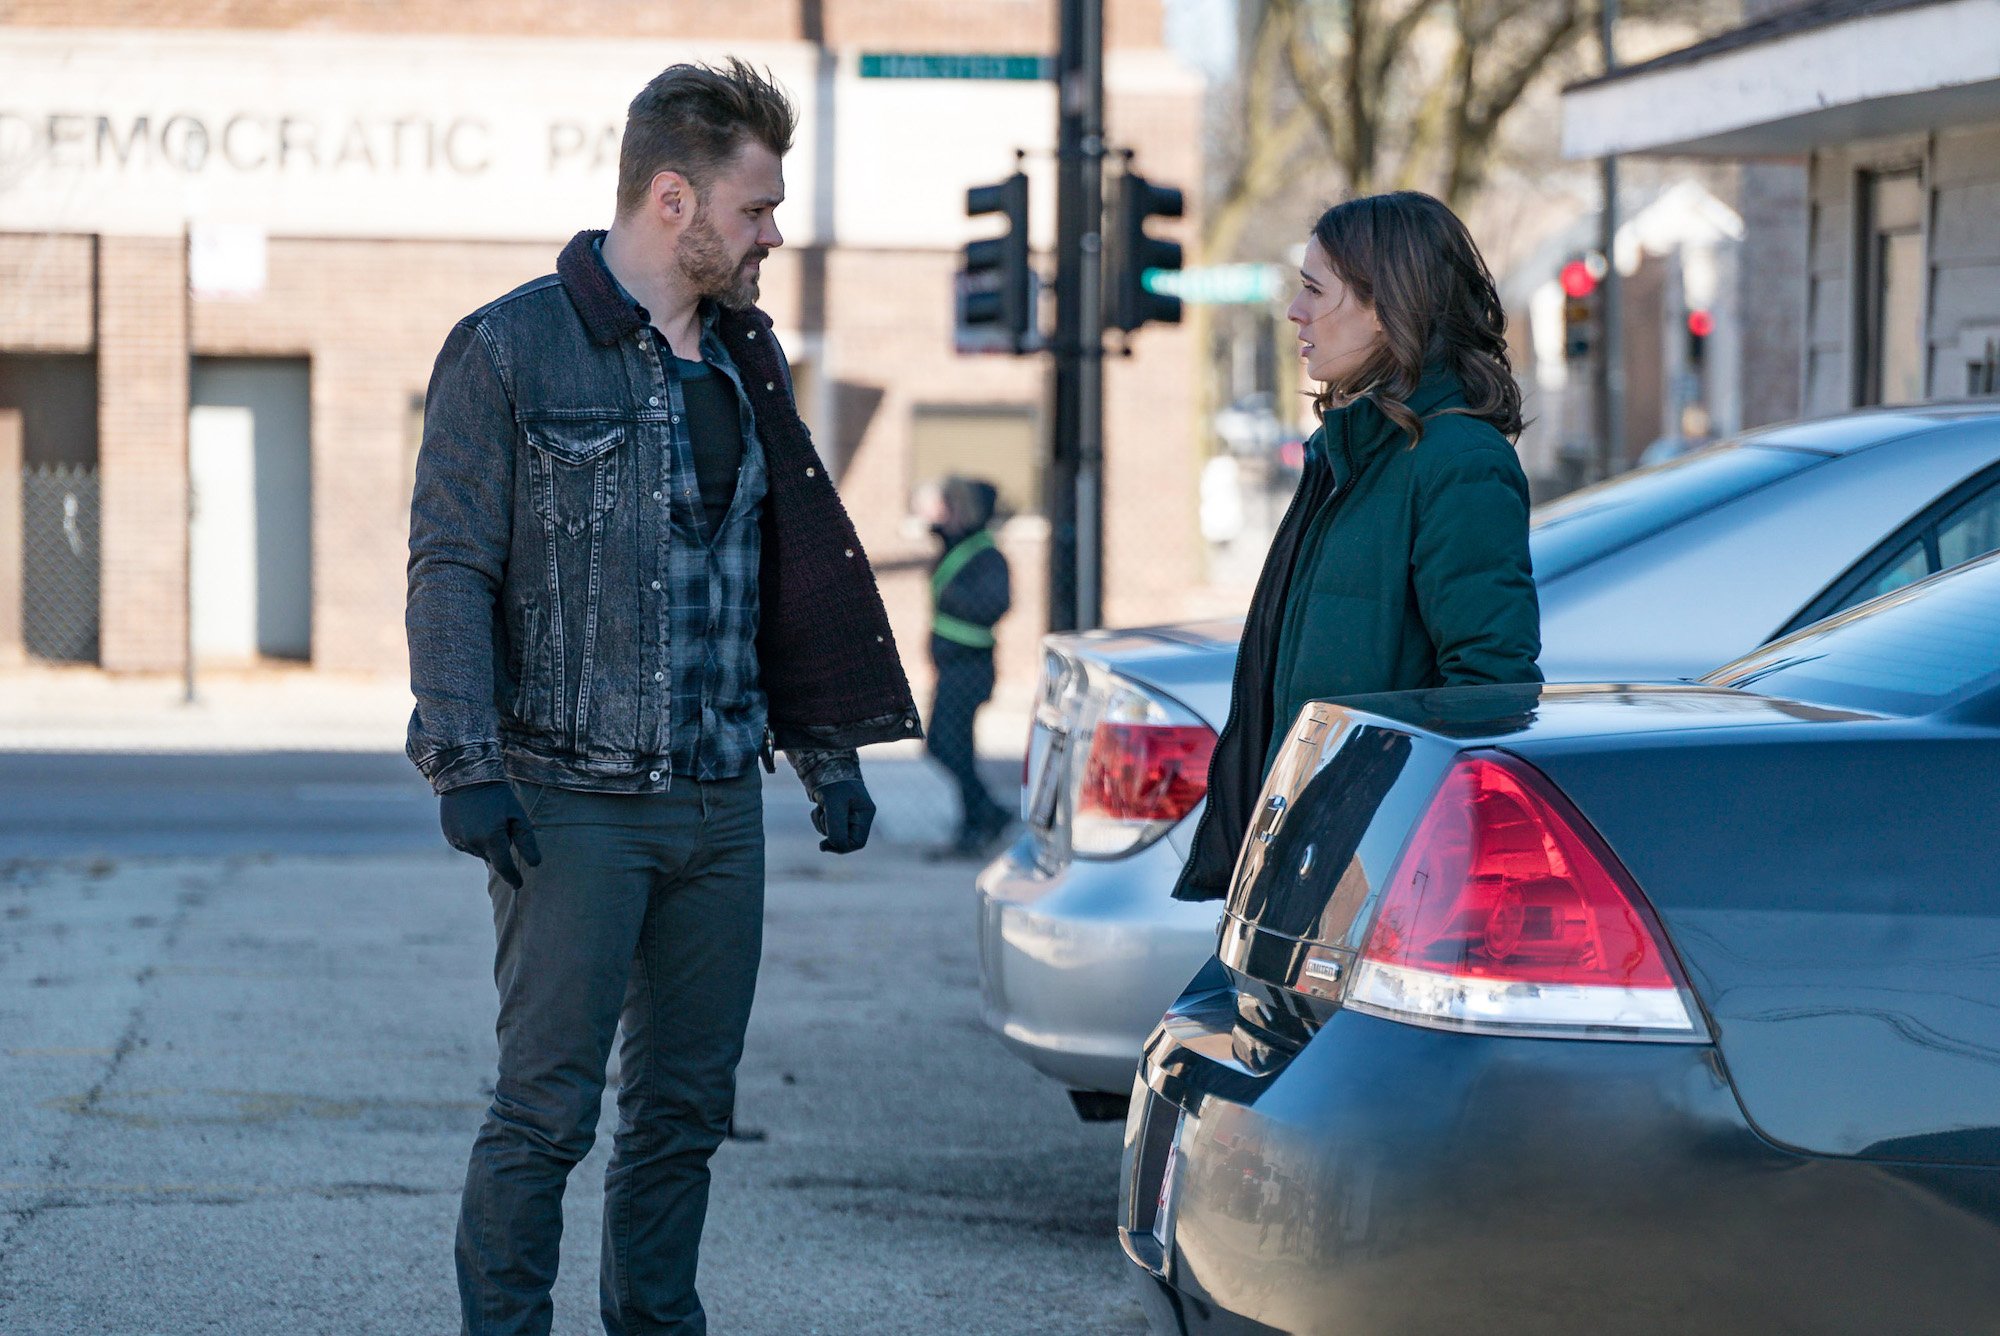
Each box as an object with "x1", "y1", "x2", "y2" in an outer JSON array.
[{"x1": 0, "y1": 1, "x2": 1204, "y2": 713}]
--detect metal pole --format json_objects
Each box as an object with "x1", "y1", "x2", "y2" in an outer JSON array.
[
  {"x1": 1075, "y1": 0, "x2": 1106, "y2": 630},
  {"x1": 183, "y1": 223, "x2": 198, "y2": 706},
  {"x1": 1048, "y1": 0, "x2": 1105, "y2": 632},
  {"x1": 1593, "y1": 0, "x2": 1624, "y2": 482}
]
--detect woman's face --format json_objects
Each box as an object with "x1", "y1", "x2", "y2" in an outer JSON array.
[{"x1": 1287, "y1": 238, "x2": 1383, "y2": 389}]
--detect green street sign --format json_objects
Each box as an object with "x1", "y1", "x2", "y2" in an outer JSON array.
[
  {"x1": 859, "y1": 52, "x2": 1053, "y2": 81},
  {"x1": 1143, "y1": 263, "x2": 1285, "y2": 305}
]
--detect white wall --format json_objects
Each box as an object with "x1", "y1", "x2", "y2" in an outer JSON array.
[{"x1": 0, "y1": 30, "x2": 1197, "y2": 250}]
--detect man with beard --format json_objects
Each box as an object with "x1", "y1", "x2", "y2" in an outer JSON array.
[{"x1": 406, "y1": 61, "x2": 919, "y2": 1336}]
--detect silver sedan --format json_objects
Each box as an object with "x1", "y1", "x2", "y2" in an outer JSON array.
[{"x1": 977, "y1": 401, "x2": 2000, "y2": 1111}]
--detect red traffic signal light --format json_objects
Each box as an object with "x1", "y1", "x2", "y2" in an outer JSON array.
[
  {"x1": 1685, "y1": 308, "x2": 1712, "y2": 368},
  {"x1": 1560, "y1": 260, "x2": 1597, "y2": 299}
]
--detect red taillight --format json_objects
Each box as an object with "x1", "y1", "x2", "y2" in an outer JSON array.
[
  {"x1": 1046, "y1": 662, "x2": 1213, "y2": 860},
  {"x1": 1348, "y1": 754, "x2": 1701, "y2": 1038},
  {"x1": 1076, "y1": 723, "x2": 1216, "y2": 824}
]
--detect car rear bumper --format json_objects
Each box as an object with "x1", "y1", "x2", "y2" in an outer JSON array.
[
  {"x1": 1120, "y1": 972, "x2": 2000, "y2": 1336},
  {"x1": 975, "y1": 833, "x2": 1220, "y2": 1094}
]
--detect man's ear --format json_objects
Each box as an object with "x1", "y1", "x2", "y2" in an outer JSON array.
[{"x1": 649, "y1": 170, "x2": 696, "y2": 226}]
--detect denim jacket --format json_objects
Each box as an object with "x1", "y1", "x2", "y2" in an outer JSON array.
[{"x1": 406, "y1": 230, "x2": 920, "y2": 795}]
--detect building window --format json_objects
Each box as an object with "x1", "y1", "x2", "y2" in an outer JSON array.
[
  {"x1": 909, "y1": 404, "x2": 1040, "y2": 518},
  {"x1": 1966, "y1": 329, "x2": 1999, "y2": 398},
  {"x1": 1857, "y1": 169, "x2": 1927, "y2": 406}
]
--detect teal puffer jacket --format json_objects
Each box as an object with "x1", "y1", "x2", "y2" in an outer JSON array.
[{"x1": 1173, "y1": 367, "x2": 1540, "y2": 901}]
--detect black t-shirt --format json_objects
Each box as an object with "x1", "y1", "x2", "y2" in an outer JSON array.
[{"x1": 671, "y1": 355, "x2": 743, "y2": 537}]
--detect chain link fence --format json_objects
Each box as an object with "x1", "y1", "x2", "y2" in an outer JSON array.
[{"x1": 21, "y1": 463, "x2": 100, "y2": 664}]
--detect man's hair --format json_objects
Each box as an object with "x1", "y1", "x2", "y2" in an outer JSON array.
[{"x1": 617, "y1": 59, "x2": 797, "y2": 217}]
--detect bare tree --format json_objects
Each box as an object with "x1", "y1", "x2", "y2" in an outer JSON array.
[
  {"x1": 1200, "y1": 0, "x2": 1719, "y2": 266},
  {"x1": 1201, "y1": 0, "x2": 1316, "y2": 268},
  {"x1": 1287, "y1": 0, "x2": 1595, "y2": 209}
]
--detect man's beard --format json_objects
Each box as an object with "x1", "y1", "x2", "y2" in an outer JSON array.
[{"x1": 678, "y1": 209, "x2": 765, "y2": 310}]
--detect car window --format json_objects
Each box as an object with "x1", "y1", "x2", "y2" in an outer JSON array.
[
  {"x1": 1843, "y1": 537, "x2": 1932, "y2": 607},
  {"x1": 1530, "y1": 444, "x2": 1820, "y2": 581},
  {"x1": 1937, "y1": 483, "x2": 2000, "y2": 569},
  {"x1": 1706, "y1": 553, "x2": 2000, "y2": 715},
  {"x1": 1826, "y1": 477, "x2": 2000, "y2": 617}
]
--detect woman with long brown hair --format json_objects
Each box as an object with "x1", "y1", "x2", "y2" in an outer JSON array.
[{"x1": 1173, "y1": 190, "x2": 1541, "y2": 902}]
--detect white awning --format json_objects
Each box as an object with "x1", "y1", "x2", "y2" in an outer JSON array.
[{"x1": 1562, "y1": 0, "x2": 2000, "y2": 159}]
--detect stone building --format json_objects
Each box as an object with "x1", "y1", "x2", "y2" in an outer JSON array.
[{"x1": 0, "y1": 1, "x2": 1203, "y2": 711}]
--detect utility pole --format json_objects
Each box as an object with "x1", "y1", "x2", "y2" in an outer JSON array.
[
  {"x1": 1593, "y1": 0, "x2": 1624, "y2": 483},
  {"x1": 182, "y1": 223, "x2": 198, "y2": 706},
  {"x1": 1047, "y1": 0, "x2": 1105, "y2": 632}
]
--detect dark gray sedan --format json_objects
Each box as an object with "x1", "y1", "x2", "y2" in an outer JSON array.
[
  {"x1": 981, "y1": 401, "x2": 2000, "y2": 1105},
  {"x1": 1120, "y1": 551, "x2": 2000, "y2": 1335}
]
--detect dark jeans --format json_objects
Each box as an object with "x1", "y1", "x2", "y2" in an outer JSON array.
[
  {"x1": 457, "y1": 769, "x2": 765, "y2": 1336},
  {"x1": 927, "y1": 651, "x2": 1007, "y2": 836}
]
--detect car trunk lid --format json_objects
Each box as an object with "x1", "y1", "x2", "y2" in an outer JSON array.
[{"x1": 1218, "y1": 684, "x2": 1860, "y2": 1015}]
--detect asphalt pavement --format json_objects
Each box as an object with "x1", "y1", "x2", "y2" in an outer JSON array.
[
  {"x1": 0, "y1": 755, "x2": 1147, "y2": 1334},
  {"x1": 0, "y1": 752, "x2": 440, "y2": 858}
]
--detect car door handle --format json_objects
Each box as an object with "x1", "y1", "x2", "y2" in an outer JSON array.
[{"x1": 1254, "y1": 794, "x2": 1287, "y2": 845}]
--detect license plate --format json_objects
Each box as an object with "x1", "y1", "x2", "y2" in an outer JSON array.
[{"x1": 1152, "y1": 1111, "x2": 1188, "y2": 1247}]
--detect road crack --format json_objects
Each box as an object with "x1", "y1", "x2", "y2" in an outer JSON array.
[{"x1": 0, "y1": 865, "x2": 217, "y2": 1286}]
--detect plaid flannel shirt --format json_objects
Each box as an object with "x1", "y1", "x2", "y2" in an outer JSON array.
[{"x1": 628, "y1": 281, "x2": 859, "y2": 796}]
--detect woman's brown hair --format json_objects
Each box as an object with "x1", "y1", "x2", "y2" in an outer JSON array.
[{"x1": 1308, "y1": 191, "x2": 1523, "y2": 444}]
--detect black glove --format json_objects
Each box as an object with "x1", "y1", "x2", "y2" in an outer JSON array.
[
  {"x1": 811, "y1": 779, "x2": 876, "y2": 855},
  {"x1": 439, "y1": 781, "x2": 542, "y2": 889}
]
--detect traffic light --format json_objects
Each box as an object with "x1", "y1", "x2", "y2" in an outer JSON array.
[
  {"x1": 1562, "y1": 294, "x2": 1594, "y2": 360},
  {"x1": 1560, "y1": 259, "x2": 1597, "y2": 299},
  {"x1": 1560, "y1": 256, "x2": 1600, "y2": 361},
  {"x1": 1109, "y1": 170, "x2": 1184, "y2": 333},
  {"x1": 957, "y1": 171, "x2": 1032, "y2": 354},
  {"x1": 1686, "y1": 308, "x2": 1713, "y2": 368}
]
